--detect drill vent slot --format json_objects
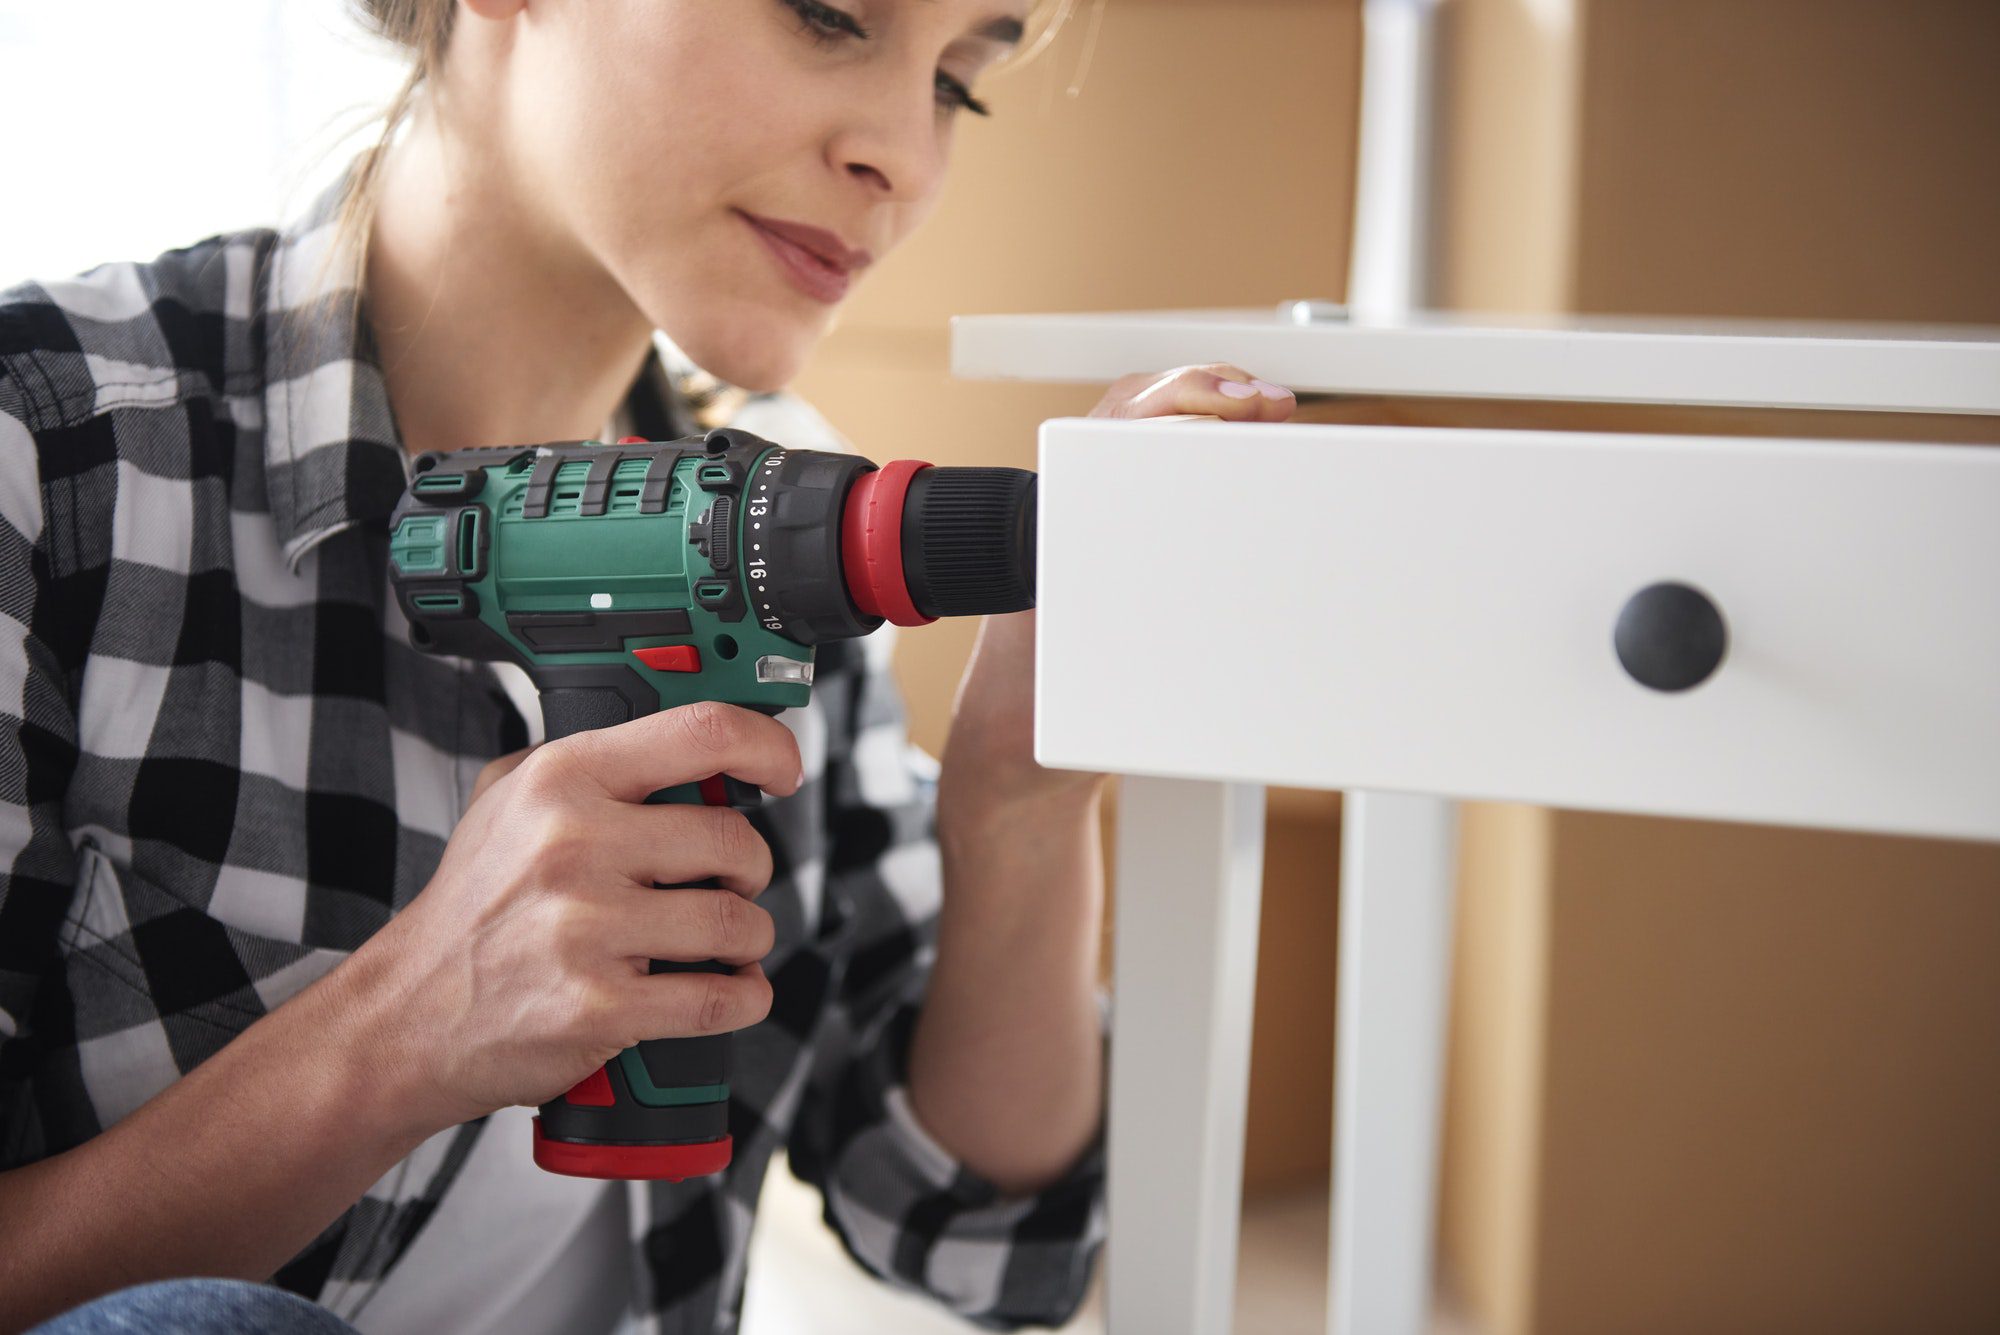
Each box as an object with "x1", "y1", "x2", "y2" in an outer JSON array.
[{"x1": 456, "y1": 509, "x2": 481, "y2": 575}]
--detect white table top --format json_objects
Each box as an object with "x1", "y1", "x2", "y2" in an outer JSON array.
[{"x1": 950, "y1": 307, "x2": 2000, "y2": 415}]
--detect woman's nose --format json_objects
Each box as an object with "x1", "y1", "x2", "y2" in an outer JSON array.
[{"x1": 828, "y1": 80, "x2": 949, "y2": 205}]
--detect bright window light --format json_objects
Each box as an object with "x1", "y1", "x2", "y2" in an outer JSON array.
[{"x1": 0, "y1": 2, "x2": 405, "y2": 288}]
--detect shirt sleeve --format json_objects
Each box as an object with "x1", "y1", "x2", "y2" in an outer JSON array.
[
  {"x1": 784, "y1": 629, "x2": 1108, "y2": 1331},
  {"x1": 0, "y1": 403, "x2": 85, "y2": 1161}
]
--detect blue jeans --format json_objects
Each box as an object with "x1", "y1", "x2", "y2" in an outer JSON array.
[{"x1": 27, "y1": 1278, "x2": 359, "y2": 1335}]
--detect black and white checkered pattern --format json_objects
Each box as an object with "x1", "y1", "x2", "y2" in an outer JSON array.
[{"x1": 0, "y1": 187, "x2": 1104, "y2": 1332}]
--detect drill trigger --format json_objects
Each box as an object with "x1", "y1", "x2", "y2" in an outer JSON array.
[{"x1": 696, "y1": 774, "x2": 764, "y2": 809}]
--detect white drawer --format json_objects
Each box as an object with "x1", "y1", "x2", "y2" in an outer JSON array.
[{"x1": 1033, "y1": 418, "x2": 2000, "y2": 843}]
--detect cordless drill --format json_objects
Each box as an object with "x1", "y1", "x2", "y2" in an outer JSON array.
[{"x1": 386, "y1": 427, "x2": 1036, "y2": 1182}]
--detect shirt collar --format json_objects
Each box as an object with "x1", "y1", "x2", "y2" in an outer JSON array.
[
  {"x1": 258, "y1": 173, "x2": 698, "y2": 572},
  {"x1": 259, "y1": 174, "x2": 412, "y2": 571}
]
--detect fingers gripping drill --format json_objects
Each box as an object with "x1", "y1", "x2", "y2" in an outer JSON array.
[{"x1": 387, "y1": 428, "x2": 1037, "y2": 1181}]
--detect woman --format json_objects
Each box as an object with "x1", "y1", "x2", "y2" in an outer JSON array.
[{"x1": 0, "y1": 1, "x2": 1298, "y2": 1331}]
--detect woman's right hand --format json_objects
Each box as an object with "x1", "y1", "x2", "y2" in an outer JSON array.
[{"x1": 338, "y1": 701, "x2": 804, "y2": 1134}]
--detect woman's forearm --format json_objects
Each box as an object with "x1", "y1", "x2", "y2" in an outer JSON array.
[
  {"x1": 907, "y1": 783, "x2": 1106, "y2": 1197},
  {"x1": 0, "y1": 939, "x2": 443, "y2": 1333}
]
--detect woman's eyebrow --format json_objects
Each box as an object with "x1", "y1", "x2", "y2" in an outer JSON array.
[
  {"x1": 917, "y1": 0, "x2": 1026, "y2": 47},
  {"x1": 971, "y1": 14, "x2": 1025, "y2": 46}
]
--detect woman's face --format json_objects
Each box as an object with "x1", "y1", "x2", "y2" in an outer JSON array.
[{"x1": 487, "y1": 0, "x2": 1030, "y2": 393}]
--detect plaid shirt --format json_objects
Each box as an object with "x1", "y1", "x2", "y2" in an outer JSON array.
[{"x1": 0, "y1": 189, "x2": 1104, "y2": 1332}]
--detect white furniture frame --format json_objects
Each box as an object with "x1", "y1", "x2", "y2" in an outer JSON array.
[{"x1": 952, "y1": 312, "x2": 2000, "y2": 1335}]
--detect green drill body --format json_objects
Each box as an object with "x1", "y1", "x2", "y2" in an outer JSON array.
[
  {"x1": 388, "y1": 428, "x2": 839, "y2": 1182},
  {"x1": 388, "y1": 433, "x2": 814, "y2": 721},
  {"x1": 387, "y1": 424, "x2": 1036, "y2": 1181}
]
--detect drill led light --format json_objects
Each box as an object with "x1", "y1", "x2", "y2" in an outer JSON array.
[{"x1": 754, "y1": 656, "x2": 814, "y2": 686}]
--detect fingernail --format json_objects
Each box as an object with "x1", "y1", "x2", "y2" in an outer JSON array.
[
  {"x1": 794, "y1": 768, "x2": 805, "y2": 791},
  {"x1": 1218, "y1": 380, "x2": 1259, "y2": 399},
  {"x1": 1252, "y1": 378, "x2": 1291, "y2": 400}
]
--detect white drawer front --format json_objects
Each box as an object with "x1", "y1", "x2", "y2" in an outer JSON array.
[{"x1": 1034, "y1": 418, "x2": 2000, "y2": 843}]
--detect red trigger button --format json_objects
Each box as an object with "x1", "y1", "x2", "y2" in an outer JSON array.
[
  {"x1": 634, "y1": 645, "x2": 702, "y2": 673},
  {"x1": 564, "y1": 1066, "x2": 616, "y2": 1107},
  {"x1": 617, "y1": 435, "x2": 649, "y2": 445}
]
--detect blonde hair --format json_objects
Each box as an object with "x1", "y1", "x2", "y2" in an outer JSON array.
[{"x1": 328, "y1": 1, "x2": 455, "y2": 293}]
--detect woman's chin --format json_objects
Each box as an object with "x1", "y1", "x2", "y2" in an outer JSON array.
[{"x1": 667, "y1": 318, "x2": 819, "y2": 395}]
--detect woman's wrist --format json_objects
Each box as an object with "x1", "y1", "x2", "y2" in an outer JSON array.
[
  {"x1": 937, "y1": 774, "x2": 1102, "y2": 855},
  {"x1": 937, "y1": 710, "x2": 1107, "y2": 829},
  {"x1": 304, "y1": 917, "x2": 471, "y2": 1150}
]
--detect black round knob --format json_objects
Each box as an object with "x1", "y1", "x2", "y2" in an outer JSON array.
[{"x1": 1613, "y1": 581, "x2": 1728, "y2": 692}]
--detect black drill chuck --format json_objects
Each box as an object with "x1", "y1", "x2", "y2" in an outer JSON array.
[
  {"x1": 901, "y1": 467, "x2": 1037, "y2": 619},
  {"x1": 753, "y1": 445, "x2": 1038, "y2": 641}
]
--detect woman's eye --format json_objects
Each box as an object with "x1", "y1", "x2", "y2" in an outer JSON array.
[
  {"x1": 780, "y1": 0, "x2": 867, "y2": 45},
  {"x1": 937, "y1": 73, "x2": 991, "y2": 118},
  {"x1": 778, "y1": 0, "x2": 992, "y2": 118}
]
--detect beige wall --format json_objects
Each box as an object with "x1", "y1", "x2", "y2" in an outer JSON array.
[
  {"x1": 1572, "y1": 0, "x2": 2000, "y2": 323},
  {"x1": 1436, "y1": 0, "x2": 2000, "y2": 322},
  {"x1": 1532, "y1": 816, "x2": 2000, "y2": 1335}
]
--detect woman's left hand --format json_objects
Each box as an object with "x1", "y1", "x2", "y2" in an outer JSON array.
[{"x1": 938, "y1": 365, "x2": 1296, "y2": 813}]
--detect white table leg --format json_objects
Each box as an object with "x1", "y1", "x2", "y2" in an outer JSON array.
[
  {"x1": 1107, "y1": 776, "x2": 1268, "y2": 1335},
  {"x1": 1329, "y1": 791, "x2": 1461, "y2": 1335}
]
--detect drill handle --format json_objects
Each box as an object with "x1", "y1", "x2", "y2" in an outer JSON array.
[
  {"x1": 528, "y1": 682, "x2": 757, "y2": 1179},
  {"x1": 539, "y1": 683, "x2": 764, "y2": 807},
  {"x1": 541, "y1": 685, "x2": 648, "y2": 743}
]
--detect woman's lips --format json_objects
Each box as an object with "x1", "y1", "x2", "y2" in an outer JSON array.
[{"x1": 738, "y1": 210, "x2": 851, "y2": 304}]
